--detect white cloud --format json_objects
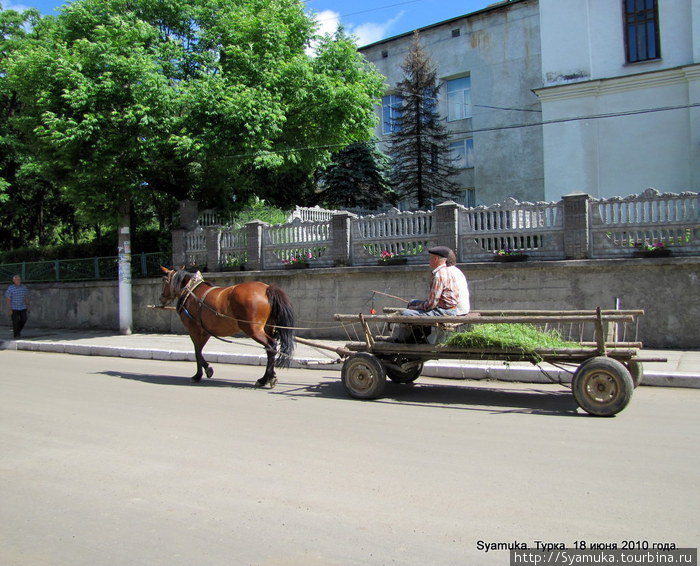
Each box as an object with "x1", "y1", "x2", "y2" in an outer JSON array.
[
  {"x1": 351, "y1": 12, "x2": 404, "y2": 47},
  {"x1": 2, "y1": 0, "x2": 33, "y2": 11},
  {"x1": 310, "y1": 9, "x2": 404, "y2": 49},
  {"x1": 314, "y1": 9, "x2": 342, "y2": 37}
]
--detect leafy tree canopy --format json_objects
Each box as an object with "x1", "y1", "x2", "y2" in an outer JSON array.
[
  {"x1": 4, "y1": 0, "x2": 385, "y2": 227},
  {"x1": 1, "y1": 7, "x2": 87, "y2": 249}
]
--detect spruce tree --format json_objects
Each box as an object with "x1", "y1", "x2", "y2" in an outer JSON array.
[
  {"x1": 388, "y1": 32, "x2": 461, "y2": 209},
  {"x1": 316, "y1": 141, "x2": 395, "y2": 210}
]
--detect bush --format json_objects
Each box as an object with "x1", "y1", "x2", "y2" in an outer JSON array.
[{"x1": 0, "y1": 229, "x2": 170, "y2": 264}]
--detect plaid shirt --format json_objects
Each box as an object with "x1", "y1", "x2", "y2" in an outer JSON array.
[
  {"x1": 421, "y1": 265, "x2": 469, "y2": 312},
  {"x1": 5, "y1": 284, "x2": 29, "y2": 310}
]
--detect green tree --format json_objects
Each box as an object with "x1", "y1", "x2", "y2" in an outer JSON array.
[
  {"x1": 0, "y1": 7, "x2": 84, "y2": 249},
  {"x1": 5, "y1": 0, "x2": 385, "y2": 232},
  {"x1": 387, "y1": 32, "x2": 460, "y2": 209},
  {"x1": 315, "y1": 141, "x2": 395, "y2": 210}
]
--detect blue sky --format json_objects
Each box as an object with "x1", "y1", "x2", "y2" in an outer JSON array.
[{"x1": 1, "y1": 0, "x2": 498, "y2": 47}]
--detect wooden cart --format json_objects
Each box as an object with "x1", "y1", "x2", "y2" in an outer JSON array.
[{"x1": 330, "y1": 308, "x2": 666, "y2": 417}]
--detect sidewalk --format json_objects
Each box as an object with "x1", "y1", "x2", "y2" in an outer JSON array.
[{"x1": 2, "y1": 327, "x2": 699, "y2": 388}]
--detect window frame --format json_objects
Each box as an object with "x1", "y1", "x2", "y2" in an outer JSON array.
[
  {"x1": 448, "y1": 138, "x2": 474, "y2": 169},
  {"x1": 446, "y1": 76, "x2": 472, "y2": 122},
  {"x1": 382, "y1": 94, "x2": 403, "y2": 135},
  {"x1": 623, "y1": 0, "x2": 661, "y2": 64},
  {"x1": 463, "y1": 188, "x2": 476, "y2": 208}
]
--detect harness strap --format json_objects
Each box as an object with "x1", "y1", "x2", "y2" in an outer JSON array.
[
  {"x1": 176, "y1": 277, "x2": 205, "y2": 315},
  {"x1": 176, "y1": 280, "x2": 236, "y2": 343}
]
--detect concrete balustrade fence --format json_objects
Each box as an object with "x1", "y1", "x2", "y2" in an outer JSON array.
[{"x1": 173, "y1": 189, "x2": 700, "y2": 271}]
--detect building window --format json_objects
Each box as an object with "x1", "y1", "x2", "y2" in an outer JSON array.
[
  {"x1": 449, "y1": 139, "x2": 474, "y2": 169},
  {"x1": 624, "y1": 0, "x2": 660, "y2": 63},
  {"x1": 463, "y1": 188, "x2": 476, "y2": 208},
  {"x1": 447, "y1": 76, "x2": 471, "y2": 121},
  {"x1": 382, "y1": 94, "x2": 402, "y2": 134}
]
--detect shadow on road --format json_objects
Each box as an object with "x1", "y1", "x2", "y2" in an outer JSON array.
[
  {"x1": 98, "y1": 369, "x2": 254, "y2": 388},
  {"x1": 100, "y1": 368, "x2": 585, "y2": 417},
  {"x1": 277, "y1": 378, "x2": 583, "y2": 417}
]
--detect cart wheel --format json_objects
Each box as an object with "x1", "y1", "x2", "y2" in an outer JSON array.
[
  {"x1": 341, "y1": 353, "x2": 387, "y2": 399},
  {"x1": 385, "y1": 361, "x2": 424, "y2": 384},
  {"x1": 572, "y1": 357, "x2": 634, "y2": 417},
  {"x1": 624, "y1": 361, "x2": 643, "y2": 388}
]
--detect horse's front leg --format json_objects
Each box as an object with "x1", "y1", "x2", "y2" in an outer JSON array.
[
  {"x1": 190, "y1": 333, "x2": 213, "y2": 382},
  {"x1": 256, "y1": 341, "x2": 278, "y2": 389},
  {"x1": 193, "y1": 348, "x2": 214, "y2": 382}
]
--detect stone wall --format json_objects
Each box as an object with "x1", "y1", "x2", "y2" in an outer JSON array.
[{"x1": 6, "y1": 258, "x2": 699, "y2": 350}]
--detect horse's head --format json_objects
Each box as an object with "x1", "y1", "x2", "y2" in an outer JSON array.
[
  {"x1": 159, "y1": 266, "x2": 178, "y2": 306},
  {"x1": 160, "y1": 266, "x2": 204, "y2": 306}
]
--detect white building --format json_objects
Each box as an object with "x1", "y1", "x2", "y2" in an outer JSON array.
[{"x1": 534, "y1": 0, "x2": 700, "y2": 200}]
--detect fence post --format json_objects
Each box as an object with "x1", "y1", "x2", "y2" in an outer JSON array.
[
  {"x1": 330, "y1": 212, "x2": 356, "y2": 267},
  {"x1": 435, "y1": 201, "x2": 460, "y2": 253},
  {"x1": 562, "y1": 192, "x2": 591, "y2": 259},
  {"x1": 54, "y1": 260, "x2": 60, "y2": 282},
  {"x1": 245, "y1": 221, "x2": 266, "y2": 271},
  {"x1": 171, "y1": 228, "x2": 187, "y2": 267},
  {"x1": 205, "y1": 227, "x2": 222, "y2": 271}
]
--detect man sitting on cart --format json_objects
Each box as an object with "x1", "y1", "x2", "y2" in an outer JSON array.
[{"x1": 385, "y1": 246, "x2": 470, "y2": 343}]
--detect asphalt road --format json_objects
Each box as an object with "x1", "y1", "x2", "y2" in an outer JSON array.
[{"x1": 1, "y1": 351, "x2": 698, "y2": 566}]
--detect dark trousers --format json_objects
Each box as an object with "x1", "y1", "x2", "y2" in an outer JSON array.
[{"x1": 11, "y1": 309, "x2": 28, "y2": 338}]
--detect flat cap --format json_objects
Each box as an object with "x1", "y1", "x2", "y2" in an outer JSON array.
[{"x1": 428, "y1": 246, "x2": 453, "y2": 258}]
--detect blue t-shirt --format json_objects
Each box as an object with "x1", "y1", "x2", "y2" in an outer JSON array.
[{"x1": 4, "y1": 284, "x2": 29, "y2": 310}]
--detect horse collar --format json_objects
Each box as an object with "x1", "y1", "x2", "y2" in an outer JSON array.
[{"x1": 176, "y1": 278, "x2": 205, "y2": 314}]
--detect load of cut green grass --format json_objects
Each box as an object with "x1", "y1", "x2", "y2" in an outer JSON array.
[{"x1": 445, "y1": 323, "x2": 578, "y2": 353}]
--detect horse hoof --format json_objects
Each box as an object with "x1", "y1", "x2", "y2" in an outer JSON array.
[
  {"x1": 205, "y1": 366, "x2": 214, "y2": 378},
  {"x1": 255, "y1": 378, "x2": 266, "y2": 388},
  {"x1": 268, "y1": 377, "x2": 278, "y2": 389},
  {"x1": 191, "y1": 375, "x2": 202, "y2": 383}
]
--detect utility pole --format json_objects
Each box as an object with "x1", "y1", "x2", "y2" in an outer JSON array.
[{"x1": 118, "y1": 202, "x2": 132, "y2": 335}]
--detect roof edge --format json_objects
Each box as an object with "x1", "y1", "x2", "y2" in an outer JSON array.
[{"x1": 357, "y1": 0, "x2": 529, "y2": 50}]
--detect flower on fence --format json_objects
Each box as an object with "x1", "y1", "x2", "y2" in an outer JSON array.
[
  {"x1": 282, "y1": 251, "x2": 314, "y2": 265},
  {"x1": 494, "y1": 248, "x2": 526, "y2": 257},
  {"x1": 634, "y1": 241, "x2": 666, "y2": 252},
  {"x1": 379, "y1": 250, "x2": 405, "y2": 261}
]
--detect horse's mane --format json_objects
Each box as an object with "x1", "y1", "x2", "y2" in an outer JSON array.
[{"x1": 171, "y1": 269, "x2": 205, "y2": 293}]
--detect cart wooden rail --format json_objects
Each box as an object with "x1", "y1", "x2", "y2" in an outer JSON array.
[{"x1": 327, "y1": 308, "x2": 666, "y2": 417}]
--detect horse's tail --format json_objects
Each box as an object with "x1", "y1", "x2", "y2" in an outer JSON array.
[{"x1": 267, "y1": 284, "x2": 296, "y2": 368}]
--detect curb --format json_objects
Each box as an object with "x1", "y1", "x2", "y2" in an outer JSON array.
[
  {"x1": 421, "y1": 361, "x2": 700, "y2": 388},
  {"x1": 4, "y1": 339, "x2": 699, "y2": 389}
]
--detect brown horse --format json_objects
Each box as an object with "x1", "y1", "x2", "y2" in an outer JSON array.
[{"x1": 159, "y1": 267, "x2": 295, "y2": 387}]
